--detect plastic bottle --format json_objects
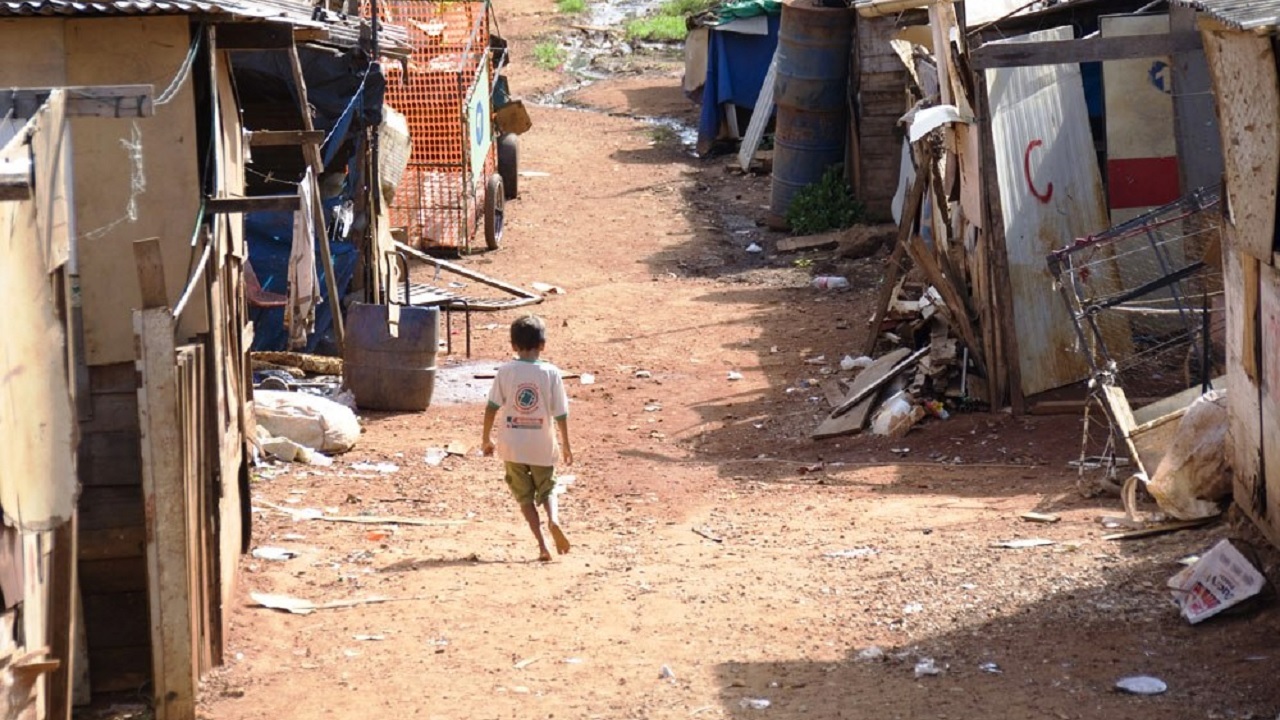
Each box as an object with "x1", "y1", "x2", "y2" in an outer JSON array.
[{"x1": 811, "y1": 275, "x2": 850, "y2": 290}]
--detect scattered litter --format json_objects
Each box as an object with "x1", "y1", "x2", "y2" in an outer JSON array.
[
  {"x1": 745, "y1": 242, "x2": 763, "y2": 253},
  {"x1": 531, "y1": 281, "x2": 565, "y2": 295},
  {"x1": 518, "y1": 170, "x2": 550, "y2": 178},
  {"x1": 914, "y1": 658, "x2": 942, "y2": 677},
  {"x1": 250, "y1": 592, "x2": 413, "y2": 615},
  {"x1": 811, "y1": 275, "x2": 850, "y2": 290},
  {"x1": 890, "y1": 447, "x2": 910, "y2": 455},
  {"x1": 514, "y1": 657, "x2": 540, "y2": 670},
  {"x1": 804, "y1": 355, "x2": 826, "y2": 365},
  {"x1": 992, "y1": 538, "x2": 1055, "y2": 549},
  {"x1": 855, "y1": 646, "x2": 885, "y2": 662},
  {"x1": 902, "y1": 603, "x2": 923, "y2": 615},
  {"x1": 979, "y1": 662, "x2": 1002, "y2": 674},
  {"x1": 580, "y1": 373, "x2": 596, "y2": 385},
  {"x1": 727, "y1": 371, "x2": 744, "y2": 381},
  {"x1": 353, "y1": 634, "x2": 385, "y2": 641},
  {"x1": 563, "y1": 657, "x2": 584, "y2": 664},
  {"x1": 659, "y1": 664, "x2": 676, "y2": 680},
  {"x1": 351, "y1": 462, "x2": 399, "y2": 474},
  {"x1": 644, "y1": 403, "x2": 662, "y2": 412},
  {"x1": 445, "y1": 441, "x2": 469, "y2": 456},
  {"x1": 251, "y1": 546, "x2": 299, "y2": 561},
  {"x1": 257, "y1": 430, "x2": 333, "y2": 466},
  {"x1": 282, "y1": 533, "x2": 306, "y2": 541},
  {"x1": 870, "y1": 390, "x2": 922, "y2": 437},
  {"x1": 824, "y1": 548, "x2": 877, "y2": 559},
  {"x1": 1115, "y1": 676, "x2": 1167, "y2": 695},
  {"x1": 1168, "y1": 539, "x2": 1267, "y2": 624},
  {"x1": 635, "y1": 370, "x2": 653, "y2": 379},
  {"x1": 693, "y1": 526, "x2": 723, "y2": 543},
  {"x1": 1020, "y1": 512, "x2": 1060, "y2": 524},
  {"x1": 739, "y1": 698, "x2": 771, "y2": 710},
  {"x1": 424, "y1": 448, "x2": 449, "y2": 466},
  {"x1": 365, "y1": 531, "x2": 390, "y2": 542}
]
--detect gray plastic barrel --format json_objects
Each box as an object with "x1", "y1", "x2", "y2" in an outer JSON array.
[
  {"x1": 769, "y1": 0, "x2": 855, "y2": 219},
  {"x1": 344, "y1": 302, "x2": 439, "y2": 411}
]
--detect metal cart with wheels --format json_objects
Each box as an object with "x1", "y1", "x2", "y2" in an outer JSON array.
[{"x1": 379, "y1": 0, "x2": 505, "y2": 252}]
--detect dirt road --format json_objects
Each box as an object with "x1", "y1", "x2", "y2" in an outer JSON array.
[{"x1": 198, "y1": 3, "x2": 1280, "y2": 718}]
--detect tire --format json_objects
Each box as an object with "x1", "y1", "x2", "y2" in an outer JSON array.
[
  {"x1": 484, "y1": 173, "x2": 505, "y2": 251},
  {"x1": 497, "y1": 132, "x2": 519, "y2": 200}
]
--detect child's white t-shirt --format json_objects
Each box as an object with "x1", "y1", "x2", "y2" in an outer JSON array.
[{"x1": 487, "y1": 358, "x2": 569, "y2": 467}]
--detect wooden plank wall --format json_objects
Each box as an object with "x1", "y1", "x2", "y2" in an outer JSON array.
[
  {"x1": 77, "y1": 363, "x2": 151, "y2": 695},
  {"x1": 856, "y1": 14, "x2": 909, "y2": 222}
]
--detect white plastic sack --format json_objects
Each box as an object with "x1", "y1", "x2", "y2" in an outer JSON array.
[
  {"x1": 255, "y1": 390, "x2": 360, "y2": 454},
  {"x1": 1147, "y1": 390, "x2": 1231, "y2": 520},
  {"x1": 870, "y1": 391, "x2": 921, "y2": 438}
]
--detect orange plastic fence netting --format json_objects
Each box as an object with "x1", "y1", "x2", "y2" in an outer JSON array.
[{"x1": 374, "y1": 0, "x2": 495, "y2": 249}]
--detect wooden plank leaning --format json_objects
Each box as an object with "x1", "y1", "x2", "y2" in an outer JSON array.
[{"x1": 132, "y1": 238, "x2": 196, "y2": 720}]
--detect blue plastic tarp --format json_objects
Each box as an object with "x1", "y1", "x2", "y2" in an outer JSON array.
[
  {"x1": 246, "y1": 200, "x2": 358, "y2": 355},
  {"x1": 697, "y1": 13, "x2": 780, "y2": 155}
]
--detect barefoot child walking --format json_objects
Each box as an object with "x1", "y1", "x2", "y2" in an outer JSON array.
[{"x1": 481, "y1": 315, "x2": 573, "y2": 561}]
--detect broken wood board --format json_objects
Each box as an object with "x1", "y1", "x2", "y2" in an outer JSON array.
[
  {"x1": 1020, "y1": 512, "x2": 1060, "y2": 524},
  {"x1": 251, "y1": 351, "x2": 342, "y2": 376},
  {"x1": 820, "y1": 379, "x2": 847, "y2": 408},
  {"x1": 777, "y1": 232, "x2": 840, "y2": 254},
  {"x1": 738, "y1": 48, "x2": 777, "y2": 170},
  {"x1": 1102, "y1": 517, "x2": 1216, "y2": 541},
  {"x1": 812, "y1": 348, "x2": 912, "y2": 440}
]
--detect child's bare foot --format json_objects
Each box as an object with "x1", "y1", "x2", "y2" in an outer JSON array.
[
  {"x1": 538, "y1": 548, "x2": 552, "y2": 562},
  {"x1": 549, "y1": 523, "x2": 571, "y2": 555}
]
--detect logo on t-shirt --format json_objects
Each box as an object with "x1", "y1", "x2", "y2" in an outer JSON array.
[{"x1": 515, "y1": 383, "x2": 540, "y2": 413}]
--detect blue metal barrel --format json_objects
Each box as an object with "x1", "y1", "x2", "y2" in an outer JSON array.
[{"x1": 770, "y1": 0, "x2": 855, "y2": 219}]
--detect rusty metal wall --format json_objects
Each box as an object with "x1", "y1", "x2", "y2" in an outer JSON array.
[{"x1": 986, "y1": 27, "x2": 1113, "y2": 397}]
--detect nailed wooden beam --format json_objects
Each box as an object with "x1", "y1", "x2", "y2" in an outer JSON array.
[
  {"x1": 0, "y1": 159, "x2": 31, "y2": 201},
  {"x1": 247, "y1": 130, "x2": 325, "y2": 147},
  {"x1": 205, "y1": 195, "x2": 301, "y2": 214},
  {"x1": 0, "y1": 85, "x2": 152, "y2": 120},
  {"x1": 214, "y1": 22, "x2": 296, "y2": 50},
  {"x1": 972, "y1": 32, "x2": 1202, "y2": 69}
]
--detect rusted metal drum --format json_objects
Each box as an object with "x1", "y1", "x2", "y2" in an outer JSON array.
[
  {"x1": 344, "y1": 303, "x2": 439, "y2": 411},
  {"x1": 770, "y1": 0, "x2": 855, "y2": 220}
]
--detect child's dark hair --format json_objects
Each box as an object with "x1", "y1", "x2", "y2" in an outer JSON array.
[{"x1": 510, "y1": 315, "x2": 547, "y2": 351}]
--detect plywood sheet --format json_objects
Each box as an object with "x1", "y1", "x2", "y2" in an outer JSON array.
[
  {"x1": 0, "y1": 99, "x2": 78, "y2": 531},
  {"x1": 985, "y1": 28, "x2": 1113, "y2": 396},
  {"x1": 1223, "y1": 246, "x2": 1264, "y2": 524},
  {"x1": 1258, "y1": 262, "x2": 1280, "y2": 542},
  {"x1": 1101, "y1": 14, "x2": 1178, "y2": 224},
  {"x1": 0, "y1": 19, "x2": 67, "y2": 87},
  {"x1": 1201, "y1": 28, "x2": 1279, "y2": 264},
  {"x1": 66, "y1": 16, "x2": 206, "y2": 365}
]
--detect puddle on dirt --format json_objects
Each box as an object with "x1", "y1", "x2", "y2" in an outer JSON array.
[{"x1": 432, "y1": 358, "x2": 499, "y2": 405}]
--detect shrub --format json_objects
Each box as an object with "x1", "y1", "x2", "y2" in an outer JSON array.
[
  {"x1": 533, "y1": 41, "x2": 566, "y2": 70},
  {"x1": 785, "y1": 165, "x2": 865, "y2": 236},
  {"x1": 624, "y1": 15, "x2": 687, "y2": 41}
]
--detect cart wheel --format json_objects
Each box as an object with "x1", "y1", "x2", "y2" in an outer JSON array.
[
  {"x1": 484, "y1": 173, "x2": 505, "y2": 251},
  {"x1": 498, "y1": 133, "x2": 519, "y2": 200}
]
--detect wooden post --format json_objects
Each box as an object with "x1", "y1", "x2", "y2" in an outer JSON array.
[
  {"x1": 133, "y1": 238, "x2": 196, "y2": 720},
  {"x1": 863, "y1": 171, "x2": 926, "y2": 357},
  {"x1": 46, "y1": 514, "x2": 78, "y2": 720},
  {"x1": 287, "y1": 42, "x2": 345, "y2": 350},
  {"x1": 1169, "y1": 4, "x2": 1223, "y2": 194},
  {"x1": 974, "y1": 71, "x2": 1024, "y2": 413}
]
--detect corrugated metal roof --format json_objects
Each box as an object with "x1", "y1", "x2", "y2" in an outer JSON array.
[
  {"x1": 1173, "y1": 0, "x2": 1280, "y2": 31},
  {"x1": 0, "y1": 0, "x2": 411, "y2": 54}
]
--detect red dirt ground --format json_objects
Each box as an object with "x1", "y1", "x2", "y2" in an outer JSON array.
[{"x1": 193, "y1": 3, "x2": 1280, "y2": 719}]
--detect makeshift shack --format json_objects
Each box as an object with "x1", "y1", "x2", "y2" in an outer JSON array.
[
  {"x1": 1169, "y1": 0, "x2": 1280, "y2": 548},
  {"x1": 0, "y1": 3, "x2": 406, "y2": 718}
]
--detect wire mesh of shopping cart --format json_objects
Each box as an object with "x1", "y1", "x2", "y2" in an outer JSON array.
[{"x1": 1048, "y1": 185, "x2": 1225, "y2": 397}]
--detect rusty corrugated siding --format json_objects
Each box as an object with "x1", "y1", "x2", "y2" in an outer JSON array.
[
  {"x1": 986, "y1": 26, "x2": 1114, "y2": 396},
  {"x1": 1173, "y1": 0, "x2": 1280, "y2": 31}
]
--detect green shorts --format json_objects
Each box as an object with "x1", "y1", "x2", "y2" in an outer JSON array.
[{"x1": 504, "y1": 462, "x2": 557, "y2": 505}]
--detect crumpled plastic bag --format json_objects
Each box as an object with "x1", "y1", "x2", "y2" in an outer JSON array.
[
  {"x1": 255, "y1": 389, "x2": 360, "y2": 454},
  {"x1": 1146, "y1": 390, "x2": 1231, "y2": 519}
]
